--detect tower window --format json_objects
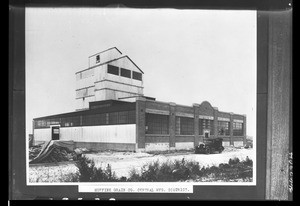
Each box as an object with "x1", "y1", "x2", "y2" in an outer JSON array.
[
  {"x1": 107, "y1": 64, "x2": 119, "y2": 75},
  {"x1": 120, "y1": 68, "x2": 131, "y2": 78},
  {"x1": 132, "y1": 71, "x2": 142, "y2": 81},
  {"x1": 96, "y1": 55, "x2": 100, "y2": 63}
]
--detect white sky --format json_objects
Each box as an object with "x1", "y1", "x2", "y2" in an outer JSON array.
[{"x1": 25, "y1": 8, "x2": 257, "y2": 138}]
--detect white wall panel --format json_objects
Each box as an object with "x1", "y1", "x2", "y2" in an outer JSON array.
[
  {"x1": 51, "y1": 124, "x2": 136, "y2": 144},
  {"x1": 94, "y1": 90, "x2": 106, "y2": 101},
  {"x1": 175, "y1": 142, "x2": 194, "y2": 150},
  {"x1": 145, "y1": 143, "x2": 169, "y2": 152},
  {"x1": 76, "y1": 75, "x2": 95, "y2": 90},
  {"x1": 76, "y1": 95, "x2": 95, "y2": 110},
  {"x1": 34, "y1": 129, "x2": 51, "y2": 142},
  {"x1": 222, "y1": 141, "x2": 230, "y2": 147},
  {"x1": 233, "y1": 141, "x2": 244, "y2": 147},
  {"x1": 60, "y1": 127, "x2": 82, "y2": 142},
  {"x1": 94, "y1": 65, "x2": 106, "y2": 82}
]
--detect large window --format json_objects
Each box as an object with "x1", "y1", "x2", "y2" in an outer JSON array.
[
  {"x1": 233, "y1": 122, "x2": 243, "y2": 136},
  {"x1": 132, "y1": 71, "x2": 142, "y2": 81},
  {"x1": 34, "y1": 110, "x2": 136, "y2": 129},
  {"x1": 82, "y1": 113, "x2": 107, "y2": 126},
  {"x1": 118, "y1": 111, "x2": 135, "y2": 124},
  {"x1": 199, "y1": 119, "x2": 214, "y2": 135},
  {"x1": 120, "y1": 68, "x2": 131, "y2": 78},
  {"x1": 218, "y1": 121, "x2": 230, "y2": 136},
  {"x1": 146, "y1": 113, "x2": 169, "y2": 134},
  {"x1": 109, "y1": 112, "x2": 119, "y2": 124},
  {"x1": 107, "y1": 64, "x2": 119, "y2": 75},
  {"x1": 176, "y1": 116, "x2": 194, "y2": 135}
]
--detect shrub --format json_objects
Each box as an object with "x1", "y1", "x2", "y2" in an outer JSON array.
[
  {"x1": 228, "y1": 157, "x2": 240, "y2": 165},
  {"x1": 61, "y1": 172, "x2": 80, "y2": 182},
  {"x1": 73, "y1": 156, "x2": 253, "y2": 182},
  {"x1": 75, "y1": 156, "x2": 119, "y2": 182},
  {"x1": 127, "y1": 158, "x2": 203, "y2": 182},
  {"x1": 242, "y1": 156, "x2": 253, "y2": 166}
]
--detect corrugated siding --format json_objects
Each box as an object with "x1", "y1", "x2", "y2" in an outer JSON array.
[
  {"x1": 34, "y1": 129, "x2": 51, "y2": 142},
  {"x1": 59, "y1": 124, "x2": 136, "y2": 143}
]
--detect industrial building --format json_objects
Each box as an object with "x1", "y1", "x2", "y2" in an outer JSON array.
[{"x1": 32, "y1": 47, "x2": 246, "y2": 152}]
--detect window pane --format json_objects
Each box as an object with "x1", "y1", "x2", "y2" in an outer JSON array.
[
  {"x1": 107, "y1": 64, "x2": 119, "y2": 75},
  {"x1": 120, "y1": 68, "x2": 131, "y2": 78},
  {"x1": 95, "y1": 113, "x2": 107, "y2": 125},
  {"x1": 128, "y1": 110, "x2": 136, "y2": 124},
  {"x1": 233, "y1": 122, "x2": 243, "y2": 136},
  {"x1": 218, "y1": 121, "x2": 230, "y2": 136},
  {"x1": 109, "y1": 112, "x2": 119, "y2": 124},
  {"x1": 118, "y1": 111, "x2": 128, "y2": 124},
  {"x1": 179, "y1": 117, "x2": 194, "y2": 135},
  {"x1": 146, "y1": 113, "x2": 169, "y2": 134},
  {"x1": 132, "y1": 71, "x2": 142, "y2": 81}
]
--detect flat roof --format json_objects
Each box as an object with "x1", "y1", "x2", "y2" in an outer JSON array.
[
  {"x1": 33, "y1": 100, "x2": 136, "y2": 120},
  {"x1": 33, "y1": 99, "x2": 244, "y2": 120}
]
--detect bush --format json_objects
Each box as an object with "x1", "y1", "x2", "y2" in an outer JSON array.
[
  {"x1": 127, "y1": 158, "x2": 202, "y2": 182},
  {"x1": 75, "y1": 156, "x2": 119, "y2": 182},
  {"x1": 242, "y1": 156, "x2": 253, "y2": 166},
  {"x1": 72, "y1": 156, "x2": 253, "y2": 182},
  {"x1": 228, "y1": 157, "x2": 240, "y2": 165}
]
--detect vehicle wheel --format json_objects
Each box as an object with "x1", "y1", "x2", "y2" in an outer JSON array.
[
  {"x1": 219, "y1": 146, "x2": 224, "y2": 153},
  {"x1": 205, "y1": 147, "x2": 211, "y2": 154}
]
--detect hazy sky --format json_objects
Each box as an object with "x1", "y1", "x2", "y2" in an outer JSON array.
[{"x1": 26, "y1": 8, "x2": 256, "y2": 138}]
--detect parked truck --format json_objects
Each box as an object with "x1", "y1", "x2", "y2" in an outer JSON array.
[{"x1": 195, "y1": 138, "x2": 224, "y2": 154}]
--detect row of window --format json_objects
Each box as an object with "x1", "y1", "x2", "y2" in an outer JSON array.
[
  {"x1": 145, "y1": 114, "x2": 243, "y2": 136},
  {"x1": 34, "y1": 112, "x2": 244, "y2": 136},
  {"x1": 34, "y1": 111, "x2": 136, "y2": 128},
  {"x1": 107, "y1": 64, "x2": 142, "y2": 81}
]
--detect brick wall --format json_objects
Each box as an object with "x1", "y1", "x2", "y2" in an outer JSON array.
[
  {"x1": 136, "y1": 99, "x2": 247, "y2": 151},
  {"x1": 136, "y1": 97, "x2": 146, "y2": 150}
]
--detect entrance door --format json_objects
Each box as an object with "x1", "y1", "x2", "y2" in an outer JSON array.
[
  {"x1": 51, "y1": 126, "x2": 60, "y2": 140},
  {"x1": 204, "y1": 129, "x2": 210, "y2": 138}
]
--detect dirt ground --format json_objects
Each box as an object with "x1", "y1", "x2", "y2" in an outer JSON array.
[{"x1": 29, "y1": 147, "x2": 254, "y2": 182}]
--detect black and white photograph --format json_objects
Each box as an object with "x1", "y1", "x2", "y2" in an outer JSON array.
[{"x1": 25, "y1": 7, "x2": 257, "y2": 188}]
